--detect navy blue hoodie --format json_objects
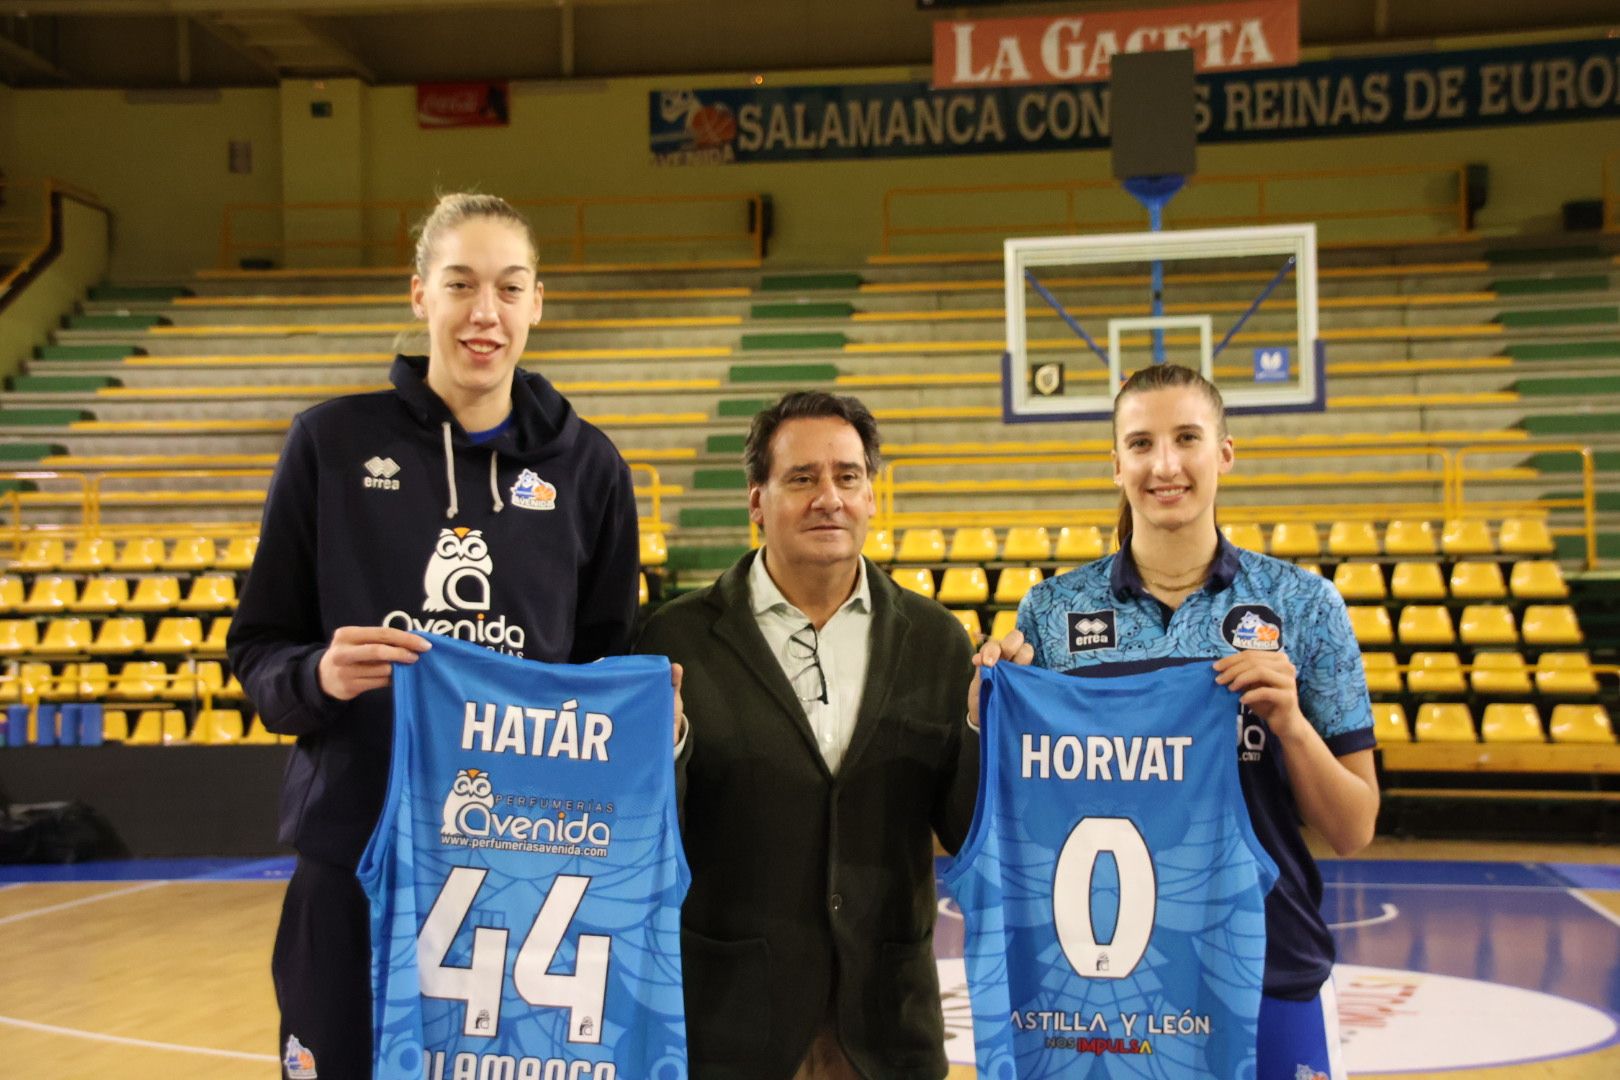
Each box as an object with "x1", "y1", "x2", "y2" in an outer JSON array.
[{"x1": 227, "y1": 355, "x2": 640, "y2": 868}]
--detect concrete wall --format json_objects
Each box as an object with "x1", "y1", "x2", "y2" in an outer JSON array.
[{"x1": 0, "y1": 194, "x2": 110, "y2": 378}]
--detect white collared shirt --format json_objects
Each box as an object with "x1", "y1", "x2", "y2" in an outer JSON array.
[{"x1": 748, "y1": 548, "x2": 872, "y2": 774}]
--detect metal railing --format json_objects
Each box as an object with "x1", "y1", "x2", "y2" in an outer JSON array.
[
  {"x1": 877, "y1": 163, "x2": 1472, "y2": 260},
  {"x1": 0, "y1": 178, "x2": 105, "y2": 302},
  {"x1": 219, "y1": 193, "x2": 766, "y2": 270}
]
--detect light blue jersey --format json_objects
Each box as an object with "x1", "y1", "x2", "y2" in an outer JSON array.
[
  {"x1": 943, "y1": 660, "x2": 1277, "y2": 1079},
  {"x1": 359, "y1": 633, "x2": 688, "y2": 1080}
]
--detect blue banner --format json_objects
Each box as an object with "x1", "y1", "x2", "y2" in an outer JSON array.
[{"x1": 649, "y1": 37, "x2": 1620, "y2": 165}]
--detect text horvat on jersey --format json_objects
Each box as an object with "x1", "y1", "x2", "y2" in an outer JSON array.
[
  {"x1": 461, "y1": 699, "x2": 614, "y2": 761},
  {"x1": 1019, "y1": 733, "x2": 1192, "y2": 781}
]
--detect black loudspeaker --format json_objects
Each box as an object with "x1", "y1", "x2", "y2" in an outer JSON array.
[{"x1": 1110, "y1": 50, "x2": 1197, "y2": 181}]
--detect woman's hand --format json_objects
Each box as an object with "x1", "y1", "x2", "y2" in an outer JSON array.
[
  {"x1": 1213, "y1": 649, "x2": 1307, "y2": 741},
  {"x1": 317, "y1": 626, "x2": 431, "y2": 701}
]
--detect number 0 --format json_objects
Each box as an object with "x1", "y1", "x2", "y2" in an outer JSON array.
[{"x1": 1052, "y1": 817, "x2": 1156, "y2": 980}]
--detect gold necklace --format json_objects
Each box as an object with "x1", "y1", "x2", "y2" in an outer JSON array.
[{"x1": 1137, "y1": 558, "x2": 1212, "y2": 592}]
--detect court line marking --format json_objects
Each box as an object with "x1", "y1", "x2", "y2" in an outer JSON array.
[
  {"x1": 1568, "y1": 888, "x2": 1620, "y2": 930},
  {"x1": 0, "y1": 880, "x2": 166, "y2": 927},
  {"x1": 0, "y1": 1015, "x2": 276, "y2": 1063},
  {"x1": 1327, "y1": 902, "x2": 1399, "y2": 930}
]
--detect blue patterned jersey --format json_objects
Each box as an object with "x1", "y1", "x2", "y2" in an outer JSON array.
[
  {"x1": 943, "y1": 660, "x2": 1278, "y2": 1079},
  {"x1": 358, "y1": 633, "x2": 688, "y2": 1080},
  {"x1": 1017, "y1": 536, "x2": 1376, "y2": 999}
]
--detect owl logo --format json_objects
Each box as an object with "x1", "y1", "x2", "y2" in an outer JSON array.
[
  {"x1": 442, "y1": 768, "x2": 495, "y2": 836},
  {"x1": 423, "y1": 527, "x2": 493, "y2": 612}
]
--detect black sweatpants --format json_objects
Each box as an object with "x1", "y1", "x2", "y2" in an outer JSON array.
[{"x1": 273, "y1": 855, "x2": 373, "y2": 1080}]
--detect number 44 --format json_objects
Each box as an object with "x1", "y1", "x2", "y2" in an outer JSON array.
[{"x1": 418, "y1": 866, "x2": 612, "y2": 1042}]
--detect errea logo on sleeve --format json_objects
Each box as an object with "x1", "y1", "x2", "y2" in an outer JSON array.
[{"x1": 1067, "y1": 610, "x2": 1117, "y2": 652}]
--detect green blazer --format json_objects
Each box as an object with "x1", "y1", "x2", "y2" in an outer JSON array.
[{"x1": 635, "y1": 551, "x2": 978, "y2": 1080}]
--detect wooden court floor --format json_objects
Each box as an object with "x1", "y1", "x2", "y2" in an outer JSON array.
[{"x1": 1, "y1": 839, "x2": 1617, "y2": 1079}]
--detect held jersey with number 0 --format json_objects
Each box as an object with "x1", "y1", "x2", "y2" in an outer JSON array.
[
  {"x1": 943, "y1": 660, "x2": 1277, "y2": 1078},
  {"x1": 358, "y1": 633, "x2": 689, "y2": 1080}
]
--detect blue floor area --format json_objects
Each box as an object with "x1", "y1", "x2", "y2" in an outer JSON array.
[{"x1": 0, "y1": 855, "x2": 294, "y2": 883}]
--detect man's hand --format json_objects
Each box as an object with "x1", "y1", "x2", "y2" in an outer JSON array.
[
  {"x1": 968, "y1": 629, "x2": 1034, "y2": 730},
  {"x1": 671, "y1": 662, "x2": 687, "y2": 746},
  {"x1": 317, "y1": 626, "x2": 431, "y2": 701}
]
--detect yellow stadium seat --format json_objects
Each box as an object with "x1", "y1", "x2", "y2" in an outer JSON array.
[
  {"x1": 112, "y1": 537, "x2": 166, "y2": 572},
  {"x1": 0, "y1": 619, "x2": 39, "y2": 657},
  {"x1": 100, "y1": 709, "x2": 130, "y2": 743},
  {"x1": 993, "y1": 567, "x2": 1044, "y2": 605},
  {"x1": 113, "y1": 661, "x2": 169, "y2": 700},
  {"x1": 0, "y1": 575, "x2": 21, "y2": 614},
  {"x1": 1499, "y1": 518, "x2": 1555, "y2": 556},
  {"x1": 37, "y1": 618, "x2": 93, "y2": 657},
  {"x1": 1332, "y1": 562, "x2": 1386, "y2": 602},
  {"x1": 12, "y1": 538, "x2": 65, "y2": 572},
  {"x1": 1440, "y1": 518, "x2": 1495, "y2": 556},
  {"x1": 1295, "y1": 563, "x2": 1322, "y2": 576},
  {"x1": 1449, "y1": 561, "x2": 1506, "y2": 601},
  {"x1": 41, "y1": 664, "x2": 77, "y2": 702},
  {"x1": 1481, "y1": 703, "x2": 1543, "y2": 744},
  {"x1": 1390, "y1": 562, "x2": 1447, "y2": 601},
  {"x1": 1054, "y1": 526, "x2": 1105, "y2": 562},
  {"x1": 1398, "y1": 605, "x2": 1455, "y2": 645},
  {"x1": 1533, "y1": 652, "x2": 1600, "y2": 696},
  {"x1": 860, "y1": 528, "x2": 894, "y2": 563},
  {"x1": 1549, "y1": 705, "x2": 1615, "y2": 745},
  {"x1": 1001, "y1": 526, "x2": 1051, "y2": 562},
  {"x1": 1268, "y1": 521, "x2": 1321, "y2": 558},
  {"x1": 948, "y1": 527, "x2": 998, "y2": 563},
  {"x1": 1470, "y1": 652, "x2": 1532, "y2": 695},
  {"x1": 1415, "y1": 703, "x2": 1475, "y2": 743},
  {"x1": 191, "y1": 709, "x2": 245, "y2": 745},
  {"x1": 0, "y1": 670, "x2": 19, "y2": 704},
  {"x1": 219, "y1": 673, "x2": 246, "y2": 700},
  {"x1": 73, "y1": 662, "x2": 111, "y2": 700},
  {"x1": 17, "y1": 662, "x2": 52, "y2": 702},
  {"x1": 1521, "y1": 605, "x2": 1583, "y2": 646},
  {"x1": 637, "y1": 573, "x2": 649, "y2": 606},
  {"x1": 156, "y1": 709, "x2": 188, "y2": 745},
  {"x1": 126, "y1": 576, "x2": 181, "y2": 613},
  {"x1": 203, "y1": 617, "x2": 232, "y2": 656},
  {"x1": 1509, "y1": 560, "x2": 1568, "y2": 600},
  {"x1": 1407, "y1": 652, "x2": 1467, "y2": 695},
  {"x1": 73, "y1": 575, "x2": 130, "y2": 614},
  {"x1": 896, "y1": 528, "x2": 945, "y2": 563},
  {"x1": 1371, "y1": 702, "x2": 1410, "y2": 744},
  {"x1": 1383, "y1": 520, "x2": 1437, "y2": 556},
  {"x1": 950, "y1": 610, "x2": 983, "y2": 639},
  {"x1": 163, "y1": 535, "x2": 218, "y2": 572},
  {"x1": 1360, "y1": 652, "x2": 1402, "y2": 694},
  {"x1": 61, "y1": 537, "x2": 116, "y2": 573},
  {"x1": 1347, "y1": 606, "x2": 1394, "y2": 646},
  {"x1": 178, "y1": 574, "x2": 237, "y2": 612},
  {"x1": 126, "y1": 709, "x2": 164, "y2": 745},
  {"x1": 1459, "y1": 605, "x2": 1517, "y2": 646},
  {"x1": 1221, "y1": 523, "x2": 1265, "y2": 552},
  {"x1": 151, "y1": 617, "x2": 205, "y2": 652},
  {"x1": 937, "y1": 567, "x2": 989, "y2": 605},
  {"x1": 18, "y1": 575, "x2": 78, "y2": 615},
  {"x1": 165, "y1": 660, "x2": 224, "y2": 702},
  {"x1": 217, "y1": 535, "x2": 259, "y2": 571},
  {"x1": 89, "y1": 617, "x2": 147, "y2": 655},
  {"x1": 890, "y1": 567, "x2": 935, "y2": 598},
  {"x1": 1327, "y1": 521, "x2": 1380, "y2": 557},
  {"x1": 989, "y1": 610, "x2": 1019, "y2": 642},
  {"x1": 638, "y1": 530, "x2": 668, "y2": 568}
]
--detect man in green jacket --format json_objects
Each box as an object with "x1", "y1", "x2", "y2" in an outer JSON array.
[{"x1": 637, "y1": 390, "x2": 978, "y2": 1079}]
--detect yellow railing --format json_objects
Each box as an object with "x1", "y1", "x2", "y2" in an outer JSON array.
[
  {"x1": 1605, "y1": 149, "x2": 1620, "y2": 234},
  {"x1": 219, "y1": 193, "x2": 766, "y2": 271},
  {"x1": 0, "y1": 467, "x2": 673, "y2": 554},
  {"x1": 0, "y1": 178, "x2": 105, "y2": 301},
  {"x1": 876, "y1": 163, "x2": 1472, "y2": 260}
]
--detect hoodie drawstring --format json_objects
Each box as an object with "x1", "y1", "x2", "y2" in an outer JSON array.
[
  {"x1": 441, "y1": 422, "x2": 458, "y2": 519},
  {"x1": 441, "y1": 419, "x2": 506, "y2": 518}
]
